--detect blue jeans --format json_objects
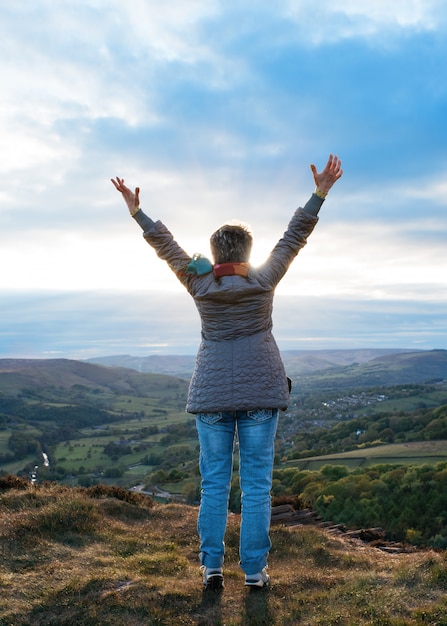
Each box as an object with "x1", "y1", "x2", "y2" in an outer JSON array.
[{"x1": 195, "y1": 409, "x2": 278, "y2": 576}]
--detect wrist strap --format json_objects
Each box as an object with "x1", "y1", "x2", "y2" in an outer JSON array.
[{"x1": 314, "y1": 188, "x2": 328, "y2": 199}]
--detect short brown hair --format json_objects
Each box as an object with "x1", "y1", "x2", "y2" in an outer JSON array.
[{"x1": 210, "y1": 224, "x2": 253, "y2": 264}]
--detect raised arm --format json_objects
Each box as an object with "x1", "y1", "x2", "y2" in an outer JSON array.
[
  {"x1": 256, "y1": 154, "x2": 343, "y2": 287},
  {"x1": 111, "y1": 176, "x2": 196, "y2": 290}
]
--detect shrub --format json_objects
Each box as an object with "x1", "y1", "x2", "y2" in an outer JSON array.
[
  {"x1": 85, "y1": 484, "x2": 154, "y2": 507},
  {"x1": 272, "y1": 494, "x2": 305, "y2": 510},
  {"x1": 6, "y1": 496, "x2": 99, "y2": 541},
  {"x1": 0, "y1": 474, "x2": 30, "y2": 491}
]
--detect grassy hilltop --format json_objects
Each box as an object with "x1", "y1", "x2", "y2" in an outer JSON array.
[{"x1": 1, "y1": 477, "x2": 447, "y2": 626}]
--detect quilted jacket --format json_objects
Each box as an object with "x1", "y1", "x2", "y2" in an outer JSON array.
[{"x1": 133, "y1": 199, "x2": 320, "y2": 413}]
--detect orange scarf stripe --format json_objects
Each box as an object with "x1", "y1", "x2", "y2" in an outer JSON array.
[{"x1": 213, "y1": 262, "x2": 250, "y2": 278}]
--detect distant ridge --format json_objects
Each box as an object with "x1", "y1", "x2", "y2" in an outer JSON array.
[
  {"x1": 293, "y1": 349, "x2": 447, "y2": 390},
  {"x1": 86, "y1": 349, "x2": 415, "y2": 379},
  {"x1": 1, "y1": 349, "x2": 445, "y2": 393},
  {"x1": 87, "y1": 354, "x2": 196, "y2": 378},
  {"x1": 0, "y1": 357, "x2": 189, "y2": 396},
  {"x1": 278, "y1": 348, "x2": 416, "y2": 376}
]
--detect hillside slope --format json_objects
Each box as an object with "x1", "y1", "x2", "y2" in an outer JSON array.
[
  {"x1": 1, "y1": 478, "x2": 447, "y2": 625},
  {"x1": 296, "y1": 349, "x2": 447, "y2": 390},
  {"x1": 0, "y1": 358, "x2": 189, "y2": 397}
]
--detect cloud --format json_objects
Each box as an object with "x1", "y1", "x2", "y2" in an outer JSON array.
[
  {"x1": 328, "y1": 0, "x2": 442, "y2": 29},
  {"x1": 0, "y1": 2, "x2": 446, "y2": 357},
  {"x1": 1, "y1": 290, "x2": 444, "y2": 360},
  {"x1": 0, "y1": 289, "x2": 199, "y2": 359},
  {"x1": 274, "y1": 294, "x2": 447, "y2": 351},
  {"x1": 282, "y1": 0, "x2": 445, "y2": 44}
]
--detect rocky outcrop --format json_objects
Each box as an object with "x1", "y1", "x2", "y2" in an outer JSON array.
[{"x1": 271, "y1": 504, "x2": 415, "y2": 553}]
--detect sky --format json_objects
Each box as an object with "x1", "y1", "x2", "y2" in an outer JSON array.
[{"x1": 1, "y1": 0, "x2": 446, "y2": 360}]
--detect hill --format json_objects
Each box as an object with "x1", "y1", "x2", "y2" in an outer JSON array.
[
  {"x1": 0, "y1": 357, "x2": 190, "y2": 396},
  {"x1": 281, "y1": 347, "x2": 417, "y2": 376},
  {"x1": 1, "y1": 354, "x2": 447, "y2": 484},
  {"x1": 87, "y1": 353, "x2": 197, "y2": 379},
  {"x1": 295, "y1": 349, "x2": 447, "y2": 391},
  {"x1": 86, "y1": 349, "x2": 447, "y2": 389},
  {"x1": 1, "y1": 477, "x2": 447, "y2": 625},
  {"x1": 0, "y1": 358, "x2": 191, "y2": 484},
  {"x1": 3, "y1": 350, "x2": 445, "y2": 396}
]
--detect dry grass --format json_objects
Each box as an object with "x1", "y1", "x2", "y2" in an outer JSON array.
[{"x1": 1, "y1": 481, "x2": 447, "y2": 625}]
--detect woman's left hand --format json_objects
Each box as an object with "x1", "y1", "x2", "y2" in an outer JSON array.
[{"x1": 111, "y1": 177, "x2": 140, "y2": 216}]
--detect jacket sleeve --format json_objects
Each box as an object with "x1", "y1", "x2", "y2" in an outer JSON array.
[
  {"x1": 132, "y1": 209, "x2": 193, "y2": 289},
  {"x1": 255, "y1": 196, "x2": 320, "y2": 288}
]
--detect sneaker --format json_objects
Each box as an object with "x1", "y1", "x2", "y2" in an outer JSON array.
[
  {"x1": 201, "y1": 566, "x2": 224, "y2": 591},
  {"x1": 245, "y1": 568, "x2": 270, "y2": 588}
]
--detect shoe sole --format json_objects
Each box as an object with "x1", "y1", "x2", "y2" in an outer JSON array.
[
  {"x1": 245, "y1": 578, "x2": 270, "y2": 588},
  {"x1": 203, "y1": 575, "x2": 224, "y2": 591}
]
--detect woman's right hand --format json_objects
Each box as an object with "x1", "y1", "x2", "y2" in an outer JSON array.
[{"x1": 310, "y1": 154, "x2": 343, "y2": 194}]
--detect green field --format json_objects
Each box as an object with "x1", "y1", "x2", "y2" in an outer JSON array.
[
  {"x1": 50, "y1": 412, "x2": 195, "y2": 477},
  {"x1": 285, "y1": 440, "x2": 447, "y2": 471},
  {"x1": 359, "y1": 386, "x2": 447, "y2": 415},
  {"x1": 0, "y1": 395, "x2": 195, "y2": 487},
  {"x1": 0, "y1": 430, "x2": 10, "y2": 452}
]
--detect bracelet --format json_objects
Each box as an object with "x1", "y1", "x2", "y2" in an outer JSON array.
[
  {"x1": 314, "y1": 188, "x2": 328, "y2": 199},
  {"x1": 130, "y1": 206, "x2": 140, "y2": 217}
]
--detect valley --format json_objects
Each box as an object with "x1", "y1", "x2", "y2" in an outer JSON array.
[{"x1": 1, "y1": 349, "x2": 447, "y2": 544}]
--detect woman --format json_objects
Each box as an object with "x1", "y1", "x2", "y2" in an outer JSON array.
[{"x1": 112, "y1": 154, "x2": 342, "y2": 590}]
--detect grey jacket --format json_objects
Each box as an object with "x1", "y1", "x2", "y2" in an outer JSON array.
[{"x1": 133, "y1": 195, "x2": 321, "y2": 413}]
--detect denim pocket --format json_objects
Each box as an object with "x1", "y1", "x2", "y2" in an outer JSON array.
[
  {"x1": 197, "y1": 412, "x2": 223, "y2": 425},
  {"x1": 247, "y1": 408, "x2": 278, "y2": 423}
]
